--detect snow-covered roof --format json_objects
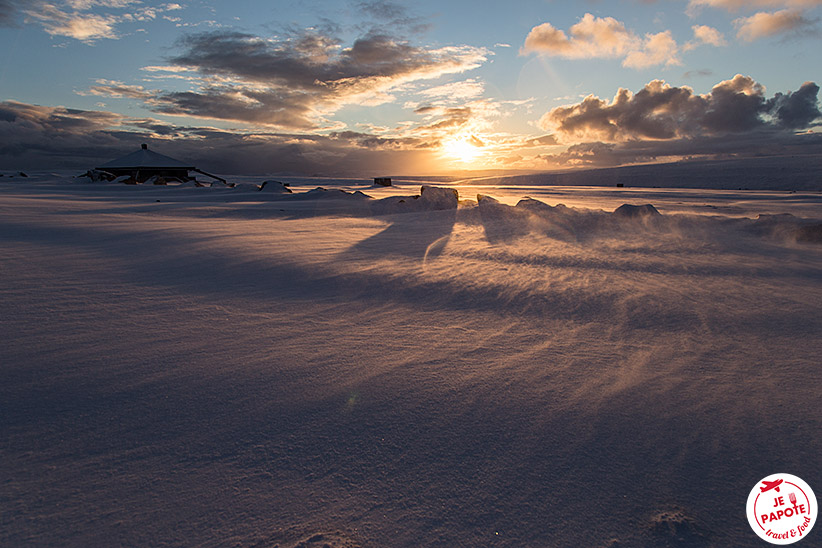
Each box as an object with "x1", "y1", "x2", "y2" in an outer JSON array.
[{"x1": 97, "y1": 144, "x2": 194, "y2": 170}]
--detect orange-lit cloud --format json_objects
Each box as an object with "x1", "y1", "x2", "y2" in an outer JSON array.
[
  {"x1": 22, "y1": 1, "x2": 182, "y2": 42},
  {"x1": 734, "y1": 9, "x2": 818, "y2": 40},
  {"x1": 24, "y1": 3, "x2": 119, "y2": 41},
  {"x1": 623, "y1": 31, "x2": 680, "y2": 69},
  {"x1": 521, "y1": 13, "x2": 682, "y2": 68},
  {"x1": 521, "y1": 14, "x2": 636, "y2": 59},
  {"x1": 685, "y1": 25, "x2": 728, "y2": 49},
  {"x1": 688, "y1": 0, "x2": 822, "y2": 12}
]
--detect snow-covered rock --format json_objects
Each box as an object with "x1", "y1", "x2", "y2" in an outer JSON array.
[
  {"x1": 114, "y1": 174, "x2": 137, "y2": 185},
  {"x1": 371, "y1": 186, "x2": 459, "y2": 215},
  {"x1": 258, "y1": 180, "x2": 292, "y2": 193},
  {"x1": 294, "y1": 187, "x2": 370, "y2": 200},
  {"x1": 515, "y1": 197, "x2": 569, "y2": 216},
  {"x1": 613, "y1": 203, "x2": 661, "y2": 218},
  {"x1": 419, "y1": 185, "x2": 458, "y2": 210}
]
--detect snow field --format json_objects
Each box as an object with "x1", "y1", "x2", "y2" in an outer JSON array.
[{"x1": 1, "y1": 176, "x2": 821, "y2": 546}]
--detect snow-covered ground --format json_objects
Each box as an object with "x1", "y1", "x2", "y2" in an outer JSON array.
[{"x1": 2, "y1": 173, "x2": 821, "y2": 547}]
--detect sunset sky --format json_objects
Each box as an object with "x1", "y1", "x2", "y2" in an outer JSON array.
[{"x1": 1, "y1": 0, "x2": 821, "y2": 175}]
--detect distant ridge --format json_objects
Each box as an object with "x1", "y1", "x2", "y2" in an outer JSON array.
[{"x1": 460, "y1": 155, "x2": 822, "y2": 191}]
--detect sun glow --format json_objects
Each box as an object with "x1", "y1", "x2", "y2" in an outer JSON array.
[{"x1": 441, "y1": 135, "x2": 484, "y2": 165}]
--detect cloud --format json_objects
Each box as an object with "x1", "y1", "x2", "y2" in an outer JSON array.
[
  {"x1": 357, "y1": 0, "x2": 408, "y2": 22},
  {"x1": 150, "y1": 88, "x2": 321, "y2": 129},
  {"x1": 418, "y1": 79, "x2": 485, "y2": 100},
  {"x1": 328, "y1": 130, "x2": 435, "y2": 150},
  {"x1": 521, "y1": 14, "x2": 637, "y2": 58},
  {"x1": 766, "y1": 81, "x2": 822, "y2": 128},
  {"x1": 0, "y1": 100, "x2": 128, "y2": 163},
  {"x1": 521, "y1": 13, "x2": 681, "y2": 68},
  {"x1": 734, "y1": 9, "x2": 818, "y2": 40},
  {"x1": 413, "y1": 105, "x2": 474, "y2": 132},
  {"x1": 24, "y1": 3, "x2": 119, "y2": 41},
  {"x1": 0, "y1": 99, "x2": 462, "y2": 175},
  {"x1": 88, "y1": 29, "x2": 488, "y2": 128},
  {"x1": 537, "y1": 76, "x2": 822, "y2": 166},
  {"x1": 684, "y1": 24, "x2": 727, "y2": 50},
  {"x1": 542, "y1": 75, "x2": 820, "y2": 143},
  {"x1": 623, "y1": 31, "x2": 680, "y2": 68},
  {"x1": 688, "y1": 0, "x2": 822, "y2": 12},
  {"x1": 524, "y1": 135, "x2": 559, "y2": 147},
  {"x1": 22, "y1": 1, "x2": 182, "y2": 42},
  {"x1": 73, "y1": 16, "x2": 502, "y2": 169},
  {"x1": 168, "y1": 30, "x2": 486, "y2": 89},
  {"x1": 0, "y1": 0, "x2": 23, "y2": 25},
  {"x1": 66, "y1": 0, "x2": 137, "y2": 8},
  {"x1": 683, "y1": 68, "x2": 714, "y2": 79},
  {"x1": 86, "y1": 79, "x2": 152, "y2": 99}
]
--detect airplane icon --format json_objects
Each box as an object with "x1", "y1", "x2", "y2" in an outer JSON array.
[{"x1": 760, "y1": 479, "x2": 783, "y2": 493}]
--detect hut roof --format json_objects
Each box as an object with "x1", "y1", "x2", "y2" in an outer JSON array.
[{"x1": 97, "y1": 144, "x2": 194, "y2": 170}]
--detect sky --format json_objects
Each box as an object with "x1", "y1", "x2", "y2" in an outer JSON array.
[{"x1": 0, "y1": 0, "x2": 821, "y2": 176}]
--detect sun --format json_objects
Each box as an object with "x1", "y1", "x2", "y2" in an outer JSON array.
[{"x1": 441, "y1": 135, "x2": 484, "y2": 165}]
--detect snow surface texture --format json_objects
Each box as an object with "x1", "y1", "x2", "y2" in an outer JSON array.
[{"x1": 1, "y1": 174, "x2": 821, "y2": 547}]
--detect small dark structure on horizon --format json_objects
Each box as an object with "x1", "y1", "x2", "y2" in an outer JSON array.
[
  {"x1": 94, "y1": 144, "x2": 227, "y2": 185},
  {"x1": 374, "y1": 177, "x2": 392, "y2": 186}
]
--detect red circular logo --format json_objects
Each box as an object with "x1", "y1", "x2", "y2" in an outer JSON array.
[{"x1": 747, "y1": 474, "x2": 817, "y2": 544}]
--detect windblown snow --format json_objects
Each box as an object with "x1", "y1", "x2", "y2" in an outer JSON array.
[{"x1": 1, "y1": 172, "x2": 821, "y2": 547}]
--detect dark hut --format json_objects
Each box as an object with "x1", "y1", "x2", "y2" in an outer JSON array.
[{"x1": 95, "y1": 144, "x2": 227, "y2": 185}]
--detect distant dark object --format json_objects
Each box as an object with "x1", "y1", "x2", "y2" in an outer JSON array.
[
  {"x1": 374, "y1": 177, "x2": 392, "y2": 186},
  {"x1": 614, "y1": 204, "x2": 661, "y2": 218},
  {"x1": 93, "y1": 144, "x2": 228, "y2": 186},
  {"x1": 796, "y1": 223, "x2": 822, "y2": 243},
  {"x1": 616, "y1": 183, "x2": 623, "y2": 187},
  {"x1": 18, "y1": 171, "x2": 28, "y2": 178}
]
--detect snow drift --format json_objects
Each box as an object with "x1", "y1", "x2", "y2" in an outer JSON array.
[{"x1": 1, "y1": 173, "x2": 821, "y2": 547}]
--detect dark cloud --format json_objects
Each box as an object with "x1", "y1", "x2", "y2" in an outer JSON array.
[
  {"x1": 524, "y1": 135, "x2": 558, "y2": 147},
  {"x1": 90, "y1": 29, "x2": 485, "y2": 128},
  {"x1": 356, "y1": 1, "x2": 408, "y2": 22},
  {"x1": 520, "y1": 135, "x2": 559, "y2": 147},
  {"x1": 543, "y1": 75, "x2": 821, "y2": 143},
  {"x1": 702, "y1": 75, "x2": 767, "y2": 132},
  {"x1": 355, "y1": 1, "x2": 431, "y2": 34},
  {"x1": 683, "y1": 69, "x2": 714, "y2": 79},
  {"x1": 766, "y1": 81, "x2": 822, "y2": 129},
  {"x1": 416, "y1": 106, "x2": 473, "y2": 130},
  {"x1": 169, "y1": 30, "x2": 475, "y2": 87},
  {"x1": 0, "y1": 100, "x2": 131, "y2": 162},
  {"x1": 414, "y1": 105, "x2": 437, "y2": 114},
  {"x1": 150, "y1": 88, "x2": 317, "y2": 129},
  {"x1": 0, "y1": 0, "x2": 22, "y2": 25},
  {"x1": 329, "y1": 130, "x2": 437, "y2": 150},
  {"x1": 537, "y1": 75, "x2": 822, "y2": 167},
  {"x1": 0, "y1": 100, "x2": 438, "y2": 175}
]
